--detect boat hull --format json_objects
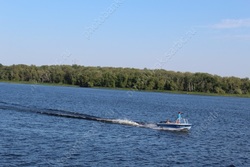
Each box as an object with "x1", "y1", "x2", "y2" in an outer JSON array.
[{"x1": 156, "y1": 123, "x2": 192, "y2": 131}]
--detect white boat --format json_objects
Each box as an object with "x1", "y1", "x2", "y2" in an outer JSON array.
[{"x1": 156, "y1": 118, "x2": 192, "y2": 131}]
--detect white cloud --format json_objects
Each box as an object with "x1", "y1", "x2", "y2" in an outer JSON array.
[
  {"x1": 229, "y1": 34, "x2": 250, "y2": 40},
  {"x1": 213, "y1": 34, "x2": 250, "y2": 40},
  {"x1": 212, "y1": 19, "x2": 250, "y2": 29}
]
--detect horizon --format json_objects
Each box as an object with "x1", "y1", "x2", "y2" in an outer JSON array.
[{"x1": 1, "y1": 0, "x2": 250, "y2": 78}]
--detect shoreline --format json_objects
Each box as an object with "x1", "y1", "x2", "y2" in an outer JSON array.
[{"x1": 1, "y1": 80, "x2": 250, "y2": 98}]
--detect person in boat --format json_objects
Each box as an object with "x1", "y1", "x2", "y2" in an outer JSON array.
[
  {"x1": 176, "y1": 112, "x2": 182, "y2": 124},
  {"x1": 165, "y1": 119, "x2": 171, "y2": 124}
]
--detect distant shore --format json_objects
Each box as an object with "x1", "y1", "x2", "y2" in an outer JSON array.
[
  {"x1": 1, "y1": 64, "x2": 250, "y2": 98},
  {"x1": 1, "y1": 80, "x2": 250, "y2": 98}
]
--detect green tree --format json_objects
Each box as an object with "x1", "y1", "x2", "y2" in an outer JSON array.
[{"x1": 1, "y1": 64, "x2": 250, "y2": 95}]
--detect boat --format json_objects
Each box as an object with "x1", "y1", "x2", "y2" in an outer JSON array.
[{"x1": 156, "y1": 118, "x2": 192, "y2": 131}]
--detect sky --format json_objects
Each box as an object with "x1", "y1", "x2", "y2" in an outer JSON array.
[{"x1": 0, "y1": 0, "x2": 250, "y2": 78}]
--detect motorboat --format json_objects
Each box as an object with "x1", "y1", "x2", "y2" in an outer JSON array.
[{"x1": 156, "y1": 118, "x2": 192, "y2": 131}]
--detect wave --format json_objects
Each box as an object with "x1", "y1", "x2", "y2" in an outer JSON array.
[{"x1": 111, "y1": 119, "x2": 141, "y2": 126}]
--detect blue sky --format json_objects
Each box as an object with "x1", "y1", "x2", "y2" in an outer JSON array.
[{"x1": 0, "y1": 0, "x2": 249, "y2": 78}]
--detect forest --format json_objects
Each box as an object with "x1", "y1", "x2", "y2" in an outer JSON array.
[{"x1": 0, "y1": 64, "x2": 250, "y2": 95}]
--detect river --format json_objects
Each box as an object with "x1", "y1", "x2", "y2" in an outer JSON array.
[{"x1": 0, "y1": 83, "x2": 249, "y2": 167}]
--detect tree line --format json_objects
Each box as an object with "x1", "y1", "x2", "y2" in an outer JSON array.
[{"x1": 0, "y1": 64, "x2": 250, "y2": 95}]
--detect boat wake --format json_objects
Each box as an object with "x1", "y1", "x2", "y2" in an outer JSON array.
[
  {"x1": 110, "y1": 119, "x2": 141, "y2": 126},
  {"x1": 0, "y1": 101, "x2": 143, "y2": 126},
  {"x1": 0, "y1": 101, "x2": 188, "y2": 131}
]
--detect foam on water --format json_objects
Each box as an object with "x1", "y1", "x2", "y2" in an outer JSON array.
[{"x1": 111, "y1": 119, "x2": 141, "y2": 126}]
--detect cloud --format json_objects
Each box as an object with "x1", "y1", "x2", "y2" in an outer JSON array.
[
  {"x1": 229, "y1": 34, "x2": 250, "y2": 40},
  {"x1": 212, "y1": 19, "x2": 250, "y2": 29},
  {"x1": 214, "y1": 34, "x2": 250, "y2": 40}
]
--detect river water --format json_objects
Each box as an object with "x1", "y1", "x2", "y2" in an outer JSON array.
[{"x1": 0, "y1": 83, "x2": 249, "y2": 167}]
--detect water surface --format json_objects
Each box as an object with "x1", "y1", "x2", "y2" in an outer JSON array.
[{"x1": 0, "y1": 83, "x2": 249, "y2": 166}]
